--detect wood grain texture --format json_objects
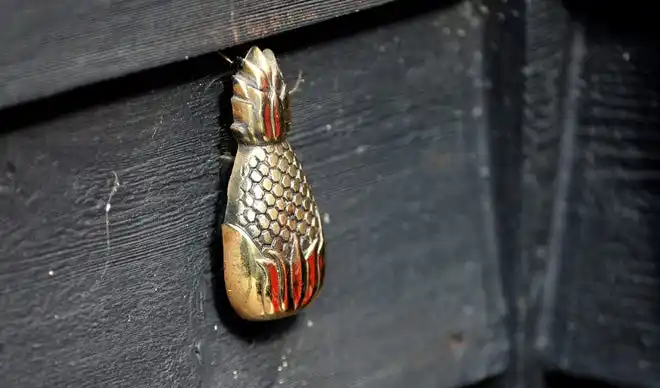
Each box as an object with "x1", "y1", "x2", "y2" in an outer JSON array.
[
  {"x1": 508, "y1": 0, "x2": 574, "y2": 387},
  {"x1": 0, "y1": 1, "x2": 508, "y2": 387},
  {"x1": 0, "y1": 0, "x2": 393, "y2": 109},
  {"x1": 0, "y1": 65, "x2": 223, "y2": 388},
  {"x1": 481, "y1": 0, "x2": 526, "y2": 386},
  {"x1": 536, "y1": 6, "x2": 660, "y2": 385}
]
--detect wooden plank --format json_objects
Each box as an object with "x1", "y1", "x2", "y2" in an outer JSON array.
[
  {"x1": 0, "y1": 2, "x2": 508, "y2": 387},
  {"x1": 536, "y1": 7, "x2": 660, "y2": 386},
  {"x1": 0, "y1": 0, "x2": 393, "y2": 109},
  {"x1": 510, "y1": 0, "x2": 573, "y2": 387}
]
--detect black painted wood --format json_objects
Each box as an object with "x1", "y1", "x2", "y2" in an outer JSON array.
[
  {"x1": 537, "y1": 6, "x2": 660, "y2": 386},
  {"x1": 519, "y1": 1, "x2": 660, "y2": 387},
  {"x1": 0, "y1": 2, "x2": 509, "y2": 387},
  {"x1": 482, "y1": 0, "x2": 526, "y2": 387},
  {"x1": 0, "y1": 0, "x2": 393, "y2": 109},
  {"x1": 513, "y1": 1, "x2": 575, "y2": 387}
]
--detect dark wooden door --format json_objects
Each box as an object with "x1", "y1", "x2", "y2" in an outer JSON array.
[{"x1": 2, "y1": 1, "x2": 659, "y2": 387}]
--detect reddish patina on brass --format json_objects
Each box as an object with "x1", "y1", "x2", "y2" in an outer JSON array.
[{"x1": 222, "y1": 46, "x2": 325, "y2": 321}]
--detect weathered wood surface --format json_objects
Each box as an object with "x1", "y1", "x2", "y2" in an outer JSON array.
[
  {"x1": 0, "y1": 2, "x2": 509, "y2": 387},
  {"x1": 0, "y1": 0, "x2": 394, "y2": 109},
  {"x1": 535, "y1": 4, "x2": 660, "y2": 386},
  {"x1": 515, "y1": 1, "x2": 660, "y2": 387}
]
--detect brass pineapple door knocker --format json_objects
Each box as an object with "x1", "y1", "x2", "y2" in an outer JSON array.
[{"x1": 222, "y1": 46, "x2": 326, "y2": 321}]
